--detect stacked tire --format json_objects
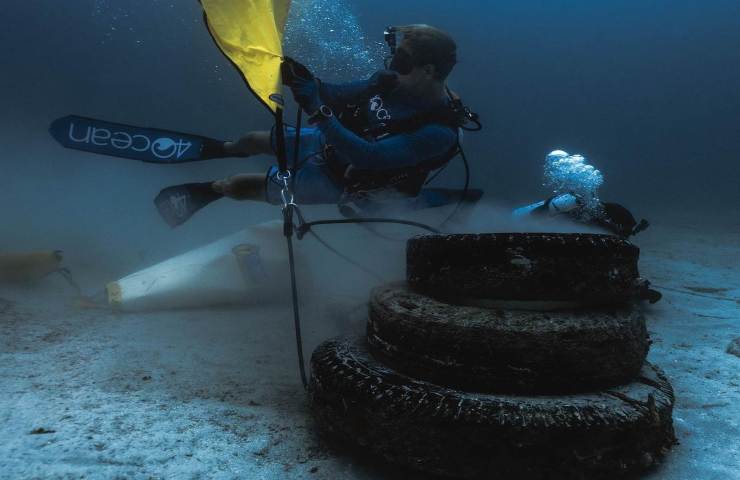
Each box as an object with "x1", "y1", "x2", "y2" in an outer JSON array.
[{"x1": 310, "y1": 233, "x2": 676, "y2": 479}]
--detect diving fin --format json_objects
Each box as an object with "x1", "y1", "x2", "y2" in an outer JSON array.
[
  {"x1": 50, "y1": 115, "x2": 228, "y2": 163},
  {"x1": 154, "y1": 182, "x2": 224, "y2": 228},
  {"x1": 646, "y1": 289, "x2": 663, "y2": 304}
]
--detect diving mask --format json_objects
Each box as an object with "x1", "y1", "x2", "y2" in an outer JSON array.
[{"x1": 384, "y1": 26, "x2": 415, "y2": 75}]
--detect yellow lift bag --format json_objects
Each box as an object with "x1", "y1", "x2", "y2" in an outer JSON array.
[{"x1": 200, "y1": 0, "x2": 292, "y2": 113}]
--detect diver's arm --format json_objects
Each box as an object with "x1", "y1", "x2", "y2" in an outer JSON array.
[
  {"x1": 319, "y1": 71, "x2": 398, "y2": 109},
  {"x1": 319, "y1": 80, "x2": 373, "y2": 109},
  {"x1": 317, "y1": 116, "x2": 457, "y2": 170}
]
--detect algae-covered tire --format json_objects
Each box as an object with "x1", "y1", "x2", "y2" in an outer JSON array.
[
  {"x1": 310, "y1": 337, "x2": 676, "y2": 480},
  {"x1": 407, "y1": 233, "x2": 642, "y2": 305},
  {"x1": 367, "y1": 283, "x2": 649, "y2": 394}
]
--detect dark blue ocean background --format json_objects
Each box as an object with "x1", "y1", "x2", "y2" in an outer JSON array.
[{"x1": 1, "y1": 0, "x2": 738, "y2": 274}]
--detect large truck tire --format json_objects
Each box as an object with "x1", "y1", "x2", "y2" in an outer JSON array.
[
  {"x1": 406, "y1": 233, "x2": 650, "y2": 305},
  {"x1": 367, "y1": 283, "x2": 649, "y2": 394},
  {"x1": 310, "y1": 337, "x2": 676, "y2": 480}
]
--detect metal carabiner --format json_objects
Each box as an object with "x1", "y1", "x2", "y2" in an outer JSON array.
[{"x1": 276, "y1": 170, "x2": 295, "y2": 208}]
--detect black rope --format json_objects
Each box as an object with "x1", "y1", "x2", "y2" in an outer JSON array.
[
  {"x1": 275, "y1": 106, "x2": 308, "y2": 389},
  {"x1": 275, "y1": 84, "x2": 481, "y2": 388},
  {"x1": 423, "y1": 151, "x2": 455, "y2": 186},
  {"x1": 55, "y1": 268, "x2": 83, "y2": 297},
  {"x1": 291, "y1": 109, "x2": 302, "y2": 189},
  {"x1": 290, "y1": 204, "x2": 434, "y2": 276},
  {"x1": 290, "y1": 109, "x2": 308, "y2": 389},
  {"x1": 278, "y1": 142, "x2": 441, "y2": 389},
  {"x1": 652, "y1": 284, "x2": 737, "y2": 302},
  {"x1": 356, "y1": 222, "x2": 410, "y2": 243},
  {"x1": 285, "y1": 229, "x2": 308, "y2": 388},
  {"x1": 305, "y1": 229, "x2": 385, "y2": 281},
  {"x1": 438, "y1": 142, "x2": 471, "y2": 230},
  {"x1": 296, "y1": 217, "x2": 440, "y2": 239},
  {"x1": 278, "y1": 132, "x2": 468, "y2": 389}
]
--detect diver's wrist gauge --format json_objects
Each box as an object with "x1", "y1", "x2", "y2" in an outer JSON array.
[{"x1": 309, "y1": 105, "x2": 334, "y2": 124}]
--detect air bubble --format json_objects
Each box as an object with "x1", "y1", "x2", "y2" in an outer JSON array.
[
  {"x1": 284, "y1": 0, "x2": 384, "y2": 82},
  {"x1": 544, "y1": 150, "x2": 605, "y2": 220}
]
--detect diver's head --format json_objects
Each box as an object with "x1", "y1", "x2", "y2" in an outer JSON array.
[{"x1": 387, "y1": 25, "x2": 457, "y2": 92}]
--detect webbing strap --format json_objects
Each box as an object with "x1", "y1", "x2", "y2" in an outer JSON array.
[{"x1": 274, "y1": 107, "x2": 289, "y2": 175}]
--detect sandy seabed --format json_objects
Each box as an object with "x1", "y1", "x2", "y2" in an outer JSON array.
[{"x1": 1, "y1": 220, "x2": 738, "y2": 480}]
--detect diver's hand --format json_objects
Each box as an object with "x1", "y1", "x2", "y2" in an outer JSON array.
[
  {"x1": 289, "y1": 76, "x2": 322, "y2": 114},
  {"x1": 283, "y1": 57, "x2": 322, "y2": 113},
  {"x1": 282, "y1": 57, "x2": 314, "y2": 85},
  {"x1": 368, "y1": 70, "x2": 400, "y2": 95}
]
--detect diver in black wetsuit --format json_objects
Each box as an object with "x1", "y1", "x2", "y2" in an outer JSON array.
[
  {"x1": 514, "y1": 192, "x2": 650, "y2": 239},
  {"x1": 210, "y1": 25, "x2": 464, "y2": 206}
]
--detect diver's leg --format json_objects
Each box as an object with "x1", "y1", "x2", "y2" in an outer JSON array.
[
  {"x1": 214, "y1": 126, "x2": 335, "y2": 203},
  {"x1": 212, "y1": 174, "x2": 266, "y2": 201},
  {"x1": 223, "y1": 131, "x2": 273, "y2": 157}
]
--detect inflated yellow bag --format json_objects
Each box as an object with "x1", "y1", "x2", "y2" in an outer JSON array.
[{"x1": 201, "y1": 0, "x2": 292, "y2": 113}]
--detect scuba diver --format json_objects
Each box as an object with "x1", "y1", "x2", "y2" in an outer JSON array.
[
  {"x1": 513, "y1": 150, "x2": 650, "y2": 239},
  {"x1": 209, "y1": 24, "x2": 476, "y2": 210},
  {"x1": 514, "y1": 192, "x2": 650, "y2": 239},
  {"x1": 50, "y1": 24, "x2": 481, "y2": 226}
]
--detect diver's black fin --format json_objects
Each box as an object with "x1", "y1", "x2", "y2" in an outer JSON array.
[
  {"x1": 632, "y1": 219, "x2": 650, "y2": 236},
  {"x1": 50, "y1": 115, "x2": 227, "y2": 163},
  {"x1": 646, "y1": 289, "x2": 663, "y2": 304},
  {"x1": 154, "y1": 183, "x2": 224, "y2": 228}
]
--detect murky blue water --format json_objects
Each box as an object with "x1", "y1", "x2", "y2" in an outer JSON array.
[
  {"x1": 0, "y1": 4, "x2": 738, "y2": 480},
  {"x1": 0, "y1": 0, "x2": 739, "y2": 260}
]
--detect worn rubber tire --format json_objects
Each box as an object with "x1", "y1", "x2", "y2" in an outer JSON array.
[
  {"x1": 367, "y1": 283, "x2": 650, "y2": 394},
  {"x1": 407, "y1": 233, "x2": 643, "y2": 305},
  {"x1": 310, "y1": 337, "x2": 676, "y2": 480}
]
